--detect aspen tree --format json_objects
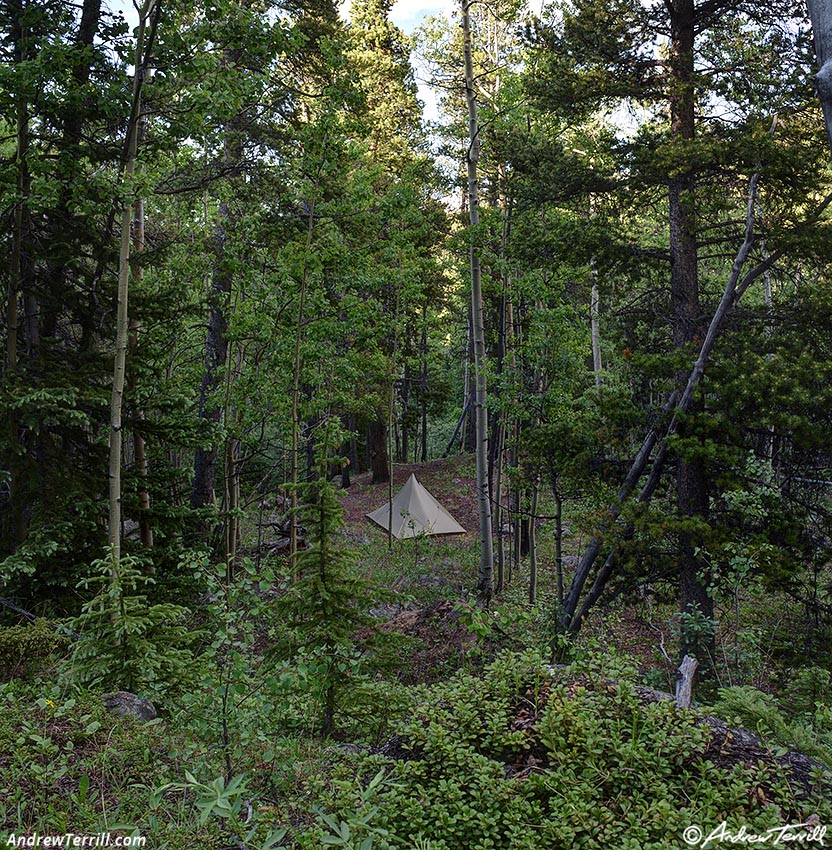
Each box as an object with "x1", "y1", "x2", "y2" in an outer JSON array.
[
  {"x1": 463, "y1": 0, "x2": 495, "y2": 600},
  {"x1": 108, "y1": 0, "x2": 159, "y2": 560}
]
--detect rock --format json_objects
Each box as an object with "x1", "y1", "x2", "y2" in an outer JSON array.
[
  {"x1": 413, "y1": 573, "x2": 453, "y2": 588},
  {"x1": 103, "y1": 691, "x2": 157, "y2": 722},
  {"x1": 369, "y1": 601, "x2": 416, "y2": 619}
]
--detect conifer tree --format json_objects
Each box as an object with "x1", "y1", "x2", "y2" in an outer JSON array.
[{"x1": 270, "y1": 428, "x2": 371, "y2": 736}]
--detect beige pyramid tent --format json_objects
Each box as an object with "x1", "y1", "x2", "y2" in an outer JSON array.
[{"x1": 366, "y1": 474, "x2": 465, "y2": 539}]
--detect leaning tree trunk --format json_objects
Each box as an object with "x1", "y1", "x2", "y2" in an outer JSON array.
[
  {"x1": 108, "y1": 0, "x2": 158, "y2": 559},
  {"x1": 463, "y1": 0, "x2": 494, "y2": 601}
]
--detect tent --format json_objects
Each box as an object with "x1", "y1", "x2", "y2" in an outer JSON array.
[{"x1": 366, "y1": 474, "x2": 466, "y2": 539}]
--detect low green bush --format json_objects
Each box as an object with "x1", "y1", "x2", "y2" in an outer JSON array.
[
  {"x1": 0, "y1": 618, "x2": 69, "y2": 680},
  {"x1": 310, "y1": 651, "x2": 832, "y2": 850}
]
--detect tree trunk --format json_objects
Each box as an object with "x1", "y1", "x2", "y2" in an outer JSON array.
[
  {"x1": 191, "y1": 201, "x2": 231, "y2": 520},
  {"x1": 5, "y1": 1, "x2": 32, "y2": 547},
  {"x1": 553, "y1": 484, "x2": 563, "y2": 609},
  {"x1": 130, "y1": 102, "x2": 153, "y2": 552},
  {"x1": 421, "y1": 306, "x2": 428, "y2": 462},
  {"x1": 669, "y1": 0, "x2": 713, "y2": 651},
  {"x1": 108, "y1": 0, "x2": 157, "y2": 559},
  {"x1": 369, "y1": 419, "x2": 389, "y2": 484},
  {"x1": 400, "y1": 364, "x2": 409, "y2": 463},
  {"x1": 462, "y1": 305, "x2": 476, "y2": 453},
  {"x1": 528, "y1": 479, "x2": 539, "y2": 604},
  {"x1": 494, "y1": 420, "x2": 505, "y2": 595},
  {"x1": 463, "y1": 0, "x2": 494, "y2": 601},
  {"x1": 590, "y1": 277, "x2": 602, "y2": 386}
]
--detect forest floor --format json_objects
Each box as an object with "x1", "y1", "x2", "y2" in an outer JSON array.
[
  {"x1": 329, "y1": 453, "x2": 681, "y2": 690},
  {"x1": 325, "y1": 452, "x2": 809, "y2": 696},
  {"x1": 338, "y1": 453, "x2": 480, "y2": 536},
  {"x1": 3, "y1": 453, "x2": 830, "y2": 847}
]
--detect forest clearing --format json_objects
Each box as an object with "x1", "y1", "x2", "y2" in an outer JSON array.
[{"x1": 2, "y1": 0, "x2": 832, "y2": 846}]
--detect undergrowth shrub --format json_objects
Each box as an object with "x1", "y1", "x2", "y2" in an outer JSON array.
[
  {"x1": 0, "y1": 617, "x2": 69, "y2": 679},
  {"x1": 710, "y1": 680, "x2": 832, "y2": 767},
  {"x1": 309, "y1": 651, "x2": 832, "y2": 850},
  {"x1": 0, "y1": 681, "x2": 172, "y2": 835}
]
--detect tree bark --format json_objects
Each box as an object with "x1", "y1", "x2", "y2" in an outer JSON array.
[
  {"x1": 190, "y1": 202, "x2": 231, "y2": 519},
  {"x1": 191, "y1": 53, "x2": 246, "y2": 542},
  {"x1": 42, "y1": 0, "x2": 102, "y2": 352},
  {"x1": 130, "y1": 96, "x2": 153, "y2": 552},
  {"x1": 421, "y1": 305, "x2": 428, "y2": 462},
  {"x1": 463, "y1": 0, "x2": 494, "y2": 601},
  {"x1": 528, "y1": 478, "x2": 539, "y2": 604},
  {"x1": 108, "y1": 0, "x2": 158, "y2": 558},
  {"x1": 5, "y1": 1, "x2": 32, "y2": 546},
  {"x1": 669, "y1": 0, "x2": 713, "y2": 649},
  {"x1": 368, "y1": 419, "x2": 390, "y2": 484},
  {"x1": 590, "y1": 277, "x2": 602, "y2": 386}
]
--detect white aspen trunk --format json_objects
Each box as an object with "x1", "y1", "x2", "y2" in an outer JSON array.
[
  {"x1": 131, "y1": 79, "x2": 152, "y2": 550},
  {"x1": 463, "y1": 0, "x2": 494, "y2": 601},
  {"x1": 108, "y1": 0, "x2": 157, "y2": 559}
]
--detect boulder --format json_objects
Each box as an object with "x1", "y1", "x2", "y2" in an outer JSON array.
[{"x1": 103, "y1": 691, "x2": 157, "y2": 722}]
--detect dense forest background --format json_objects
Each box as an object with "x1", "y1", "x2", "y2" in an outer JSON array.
[{"x1": 2, "y1": 0, "x2": 832, "y2": 846}]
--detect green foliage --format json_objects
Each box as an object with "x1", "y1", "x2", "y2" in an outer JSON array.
[
  {"x1": 270, "y1": 447, "x2": 373, "y2": 735},
  {"x1": 673, "y1": 604, "x2": 716, "y2": 665},
  {"x1": 0, "y1": 618, "x2": 69, "y2": 680},
  {"x1": 312, "y1": 769, "x2": 390, "y2": 850},
  {"x1": 328, "y1": 652, "x2": 832, "y2": 850},
  {"x1": 711, "y1": 679, "x2": 832, "y2": 768},
  {"x1": 0, "y1": 681, "x2": 178, "y2": 837},
  {"x1": 173, "y1": 553, "x2": 294, "y2": 773},
  {"x1": 165, "y1": 771, "x2": 288, "y2": 850},
  {"x1": 62, "y1": 550, "x2": 196, "y2": 698}
]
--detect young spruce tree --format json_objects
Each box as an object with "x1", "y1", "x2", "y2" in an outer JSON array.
[{"x1": 271, "y1": 429, "x2": 371, "y2": 736}]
